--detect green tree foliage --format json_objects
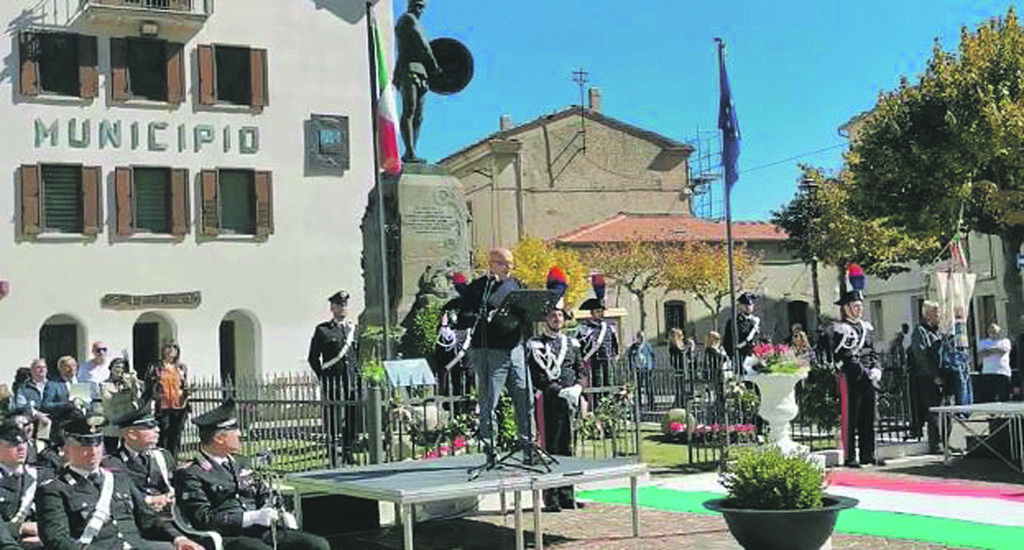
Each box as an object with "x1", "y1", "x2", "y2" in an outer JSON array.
[
  {"x1": 771, "y1": 166, "x2": 934, "y2": 278},
  {"x1": 848, "y1": 7, "x2": 1024, "y2": 326}
]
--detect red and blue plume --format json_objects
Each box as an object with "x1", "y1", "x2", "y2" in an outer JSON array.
[
  {"x1": 452, "y1": 272, "x2": 468, "y2": 294},
  {"x1": 846, "y1": 263, "x2": 866, "y2": 291},
  {"x1": 591, "y1": 273, "x2": 606, "y2": 300},
  {"x1": 546, "y1": 266, "x2": 568, "y2": 295}
]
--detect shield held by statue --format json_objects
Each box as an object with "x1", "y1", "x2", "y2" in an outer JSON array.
[{"x1": 429, "y1": 37, "x2": 474, "y2": 95}]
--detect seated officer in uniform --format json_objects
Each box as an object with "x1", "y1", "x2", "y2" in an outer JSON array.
[
  {"x1": 102, "y1": 406, "x2": 176, "y2": 518},
  {"x1": 0, "y1": 417, "x2": 52, "y2": 548},
  {"x1": 36, "y1": 411, "x2": 203, "y2": 550},
  {"x1": 175, "y1": 400, "x2": 329, "y2": 550}
]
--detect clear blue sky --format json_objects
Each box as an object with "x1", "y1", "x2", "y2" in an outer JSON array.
[{"x1": 396, "y1": 0, "x2": 1018, "y2": 220}]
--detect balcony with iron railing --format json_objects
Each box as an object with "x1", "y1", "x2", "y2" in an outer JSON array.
[{"x1": 77, "y1": 0, "x2": 211, "y2": 28}]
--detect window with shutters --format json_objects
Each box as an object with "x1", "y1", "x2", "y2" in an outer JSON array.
[
  {"x1": 127, "y1": 39, "x2": 167, "y2": 101},
  {"x1": 41, "y1": 165, "x2": 83, "y2": 233},
  {"x1": 219, "y1": 170, "x2": 255, "y2": 234},
  {"x1": 133, "y1": 168, "x2": 172, "y2": 233},
  {"x1": 19, "y1": 31, "x2": 98, "y2": 99},
  {"x1": 109, "y1": 38, "x2": 185, "y2": 104},
  {"x1": 197, "y1": 44, "x2": 268, "y2": 108},
  {"x1": 200, "y1": 169, "x2": 273, "y2": 238},
  {"x1": 114, "y1": 166, "x2": 188, "y2": 238},
  {"x1": 19, "y1": 164, "x2": 102, "y2": 237}
]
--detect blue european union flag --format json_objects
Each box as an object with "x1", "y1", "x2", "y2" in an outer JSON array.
[{"x1": 717, "y1": 40, "x2": 740, "y2": 190}]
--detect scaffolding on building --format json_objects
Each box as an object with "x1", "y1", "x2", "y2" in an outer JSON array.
[{"x1": 687, "y1": 126, "x2": 725, "y2": 220}]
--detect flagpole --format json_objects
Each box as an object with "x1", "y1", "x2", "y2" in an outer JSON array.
[
  {"x1": 366, "y1": 2, "x2": 392, "y2": 360},
  {"x1": 716, "y1": 37, "x2": 739, "y2": 368}
]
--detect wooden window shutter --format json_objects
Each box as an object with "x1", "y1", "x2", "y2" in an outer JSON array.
[
  {"x1": 81, "y1": 166, "x2": 102, "y2": 236},
  {"x1": 19, "y1": 165, "x2": 41, "y2": 237},
  {"x1": 165, "y1": 42, "x2": 185, "y2": 105},
  {"x1": 114, "y1": 166, "x2": 133, "y2": 236},
  {"x1": 254, "y1": 171, "x2": 273, "y2": 236},
  {"x1": 170, "y1": 168, "x2": 189, "y2": 237},
  {"x1": 200, "y1": 170, "x2": 220, "y2": 236},
  {"x1": 197, "y1": 44, "x2": 216, "y2": 105},
  {"x1": 110, "y1": 38, "x2": 130, "y2": 102},
  {"x1": 78, "y1": 35, "x2": 99, "y2": 99},
  {"x1": 250, "y1": 48, "x2": 268, "y2": 108},
  {"x1": 19, "y1": 32, "x2": 39, "y2": 97}
]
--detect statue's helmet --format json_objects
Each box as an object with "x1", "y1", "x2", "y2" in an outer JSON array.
[{"x1": 409, "y1": 0, "x2": 426, "y2": 9}]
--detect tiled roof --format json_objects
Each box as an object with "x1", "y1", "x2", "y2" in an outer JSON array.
[
  {"x1": 438, "y1": 107, "x2": 693, "y2": 165},
  {"x1": 554, "y1": 212, "x2": 787, "y2": 245}
]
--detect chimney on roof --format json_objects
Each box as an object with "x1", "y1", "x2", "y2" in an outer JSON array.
[
  {"x1": 499, "y1": 115, "x2": 514, "y2": 131},
  {"x1": 588, "y1": 87, "x2": 602, "y2": 113}
]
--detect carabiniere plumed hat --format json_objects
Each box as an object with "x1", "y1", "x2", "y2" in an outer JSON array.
[
  {"x1": 737, "y1": 292, "x2": 758, "y2": 306},
  {"x1": 579, "y1": 273, "x2": 606, "y2": 311},
  {"x1": 546, "y1": 266, "x2": 572, "y2": 318},
  {"x1": 835, "y1": 263, "x2": 866, "y2": 306}
]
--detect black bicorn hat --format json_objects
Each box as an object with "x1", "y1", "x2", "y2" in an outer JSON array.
[
  {"x1": 112, "y1": 404, "x2": 159, "y2": 430},
  {"x1": 579, "y1": 273, "x2": 607, "y2": 311},
  {"x1": 0, "y1": 419, "x2": 26, "y2": 445},
  {"x1": 62, "y1": 411, "x2": 106, "y2": 446},
  {"x1": 191, "y1": 399, "x2": 239, "y2": 432},
  {"x1": 328, "y1": 290, "x2": 350, "y2": 305},
  {"x1": 738, "y1": 292, "x2": 758, "y2": 306}
]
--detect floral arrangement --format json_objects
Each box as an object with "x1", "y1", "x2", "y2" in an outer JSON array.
[
  {"x1": 743, "y1": 343, "x2": 810, "y2": 375},
  {"x1": 667, "y1": 422, "x2": 757, "y2": 445},
  {"x1": 419, "y1": 436, "x2": 468, "y2": 460}
]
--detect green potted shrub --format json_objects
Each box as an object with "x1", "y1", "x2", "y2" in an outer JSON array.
[{"x1": 703, "y1": 446, "x2": 858, "y2": 550}]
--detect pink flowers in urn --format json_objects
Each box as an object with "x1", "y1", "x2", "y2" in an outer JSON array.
[{"x1": 743, "y1": 343, "x2": 810, "y2": 376}]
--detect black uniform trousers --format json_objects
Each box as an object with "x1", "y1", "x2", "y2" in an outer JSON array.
[
  {"x1": 320, "y1": 372, "x2": 359, "y2": 467},
  {"x1": 844, "y1": 375, "x2": 877, "y2": 464},
  {"x1": 540, "y1": 389, "x2": 574, "y2": 507}
]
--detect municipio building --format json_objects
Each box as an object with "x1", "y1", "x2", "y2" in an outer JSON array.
[{"x1": 0, "y1": 0, "x2": 395, "y2": 382}]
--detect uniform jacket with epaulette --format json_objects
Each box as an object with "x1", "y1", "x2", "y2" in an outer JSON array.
[
  {"x1": 101, "y1": 446, "x2": 176, "y2": 496},
  {"x1": 527, "y1": 332, "x2": 584, "y2": 392},
  {"x1": 36, "y1": 467, "x2": 182, "y2": 550},
  {"x1": 175, "y1": 454, "x2": 271, "y2": 536},
  {"x1": 576, "y1": 318, "x2": 619, "y2": 363},
  {"x1": 828, "y1": 319, "x2": 880, "y2": 380},
  {"x1": 0, "y1": 464, "x2": 51, "y2": 523},
  {"x1": 307, "y1": 320, "x2": 358, "y2": 379}
]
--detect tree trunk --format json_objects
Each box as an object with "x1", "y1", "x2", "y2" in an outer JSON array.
[
  {"x1": 1000, "y1": 233, "x2": 1024, "y2": 334},
  {"x1": 636, "y1": 290, "x2": 647, "y2": 332},
  {"x1": 811, "y1": 259, "x2": 821, "y2": 333}
]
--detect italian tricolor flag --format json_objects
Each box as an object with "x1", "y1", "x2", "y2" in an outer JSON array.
[{"x1": 372, "y1": 14, "x2": 402, "y2": 175}]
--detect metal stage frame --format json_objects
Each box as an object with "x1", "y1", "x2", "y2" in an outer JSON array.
[
  {"x1": 287, "y1": 454, "x2": 647, "y2": 550},
  {"x1": 931, "y1": 402, "x2": 1024, "y2": 474}
]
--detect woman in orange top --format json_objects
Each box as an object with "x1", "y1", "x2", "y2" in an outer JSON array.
[{"x1": 142, "y1": 341, "x2": 190, "y2": 455}]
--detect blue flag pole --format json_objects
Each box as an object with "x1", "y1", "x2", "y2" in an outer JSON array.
[{"x1": 716, "y1": 37, "x2": 741, "y2": 370}]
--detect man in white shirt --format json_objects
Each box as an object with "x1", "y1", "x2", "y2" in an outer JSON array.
[
  {"x1": 978, "y1": 323, "x2": 1013, "y2": 403},
  {"x1": 77, "y1": 342, "x2": 110, "y2": 385}
]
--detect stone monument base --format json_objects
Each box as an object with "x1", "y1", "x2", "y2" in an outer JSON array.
[{"x1": 361, "y1": 164, "x2": 470, "y2": 338}]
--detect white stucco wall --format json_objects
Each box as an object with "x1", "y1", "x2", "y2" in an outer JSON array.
[{"x1": 0, "y1": 1, "x2": 395, "y2": 381}]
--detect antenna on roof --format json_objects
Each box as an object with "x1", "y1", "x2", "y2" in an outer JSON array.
[{"x1": 571, "y1": 68, "x2": 589, "y2": 151}]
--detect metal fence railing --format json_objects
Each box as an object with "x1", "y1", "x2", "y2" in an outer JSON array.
[{"x1": 180, "y1": 368, "x2": 639, "y2": 474}]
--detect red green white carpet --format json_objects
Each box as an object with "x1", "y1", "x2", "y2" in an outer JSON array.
[{"x1": 578, "y1": 469, "x2": 1024, "y2": 549}]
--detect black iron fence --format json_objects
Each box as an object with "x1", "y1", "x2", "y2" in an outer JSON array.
[{"x1": 181, "y1": 370, "x2": 640, "y2": 473}]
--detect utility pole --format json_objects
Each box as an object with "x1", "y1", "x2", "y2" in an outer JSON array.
[{"x1": 571, "y1": 67, "x2": 589, "y2": 151}]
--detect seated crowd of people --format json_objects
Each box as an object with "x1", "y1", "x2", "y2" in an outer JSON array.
[{"x1": 0, "y1": 345, "x2": 329, "y2": 550}]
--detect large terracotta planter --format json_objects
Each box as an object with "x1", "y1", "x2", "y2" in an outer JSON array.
[
  {"x1": 703, "y1": 495, "x2": 859, "y2": 550},
  {"x1": 750, "y1": 371, "x2": 808, "y2": 455}
]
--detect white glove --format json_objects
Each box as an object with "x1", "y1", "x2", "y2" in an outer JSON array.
[
  {"x1": 868, "y1": 368, "x2": 882, "y2": 383},
  {"x1": 281, "y1": 511, "x2": 298, "y2": 530},
  {"x1": 558, "y1": 384, "x2": 583, "y2": 402},
  {"x1": 242, "y1": 508, "x2": 279, "y2": 528}
]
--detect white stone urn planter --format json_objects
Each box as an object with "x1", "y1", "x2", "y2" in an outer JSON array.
[{"x1": 749, "y1": 371, "x2": 808, "y2": 455}]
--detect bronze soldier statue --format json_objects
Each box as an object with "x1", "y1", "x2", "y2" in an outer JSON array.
[{"x1": 394, "y1": 0, "x2": 440, "y2": 163}]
